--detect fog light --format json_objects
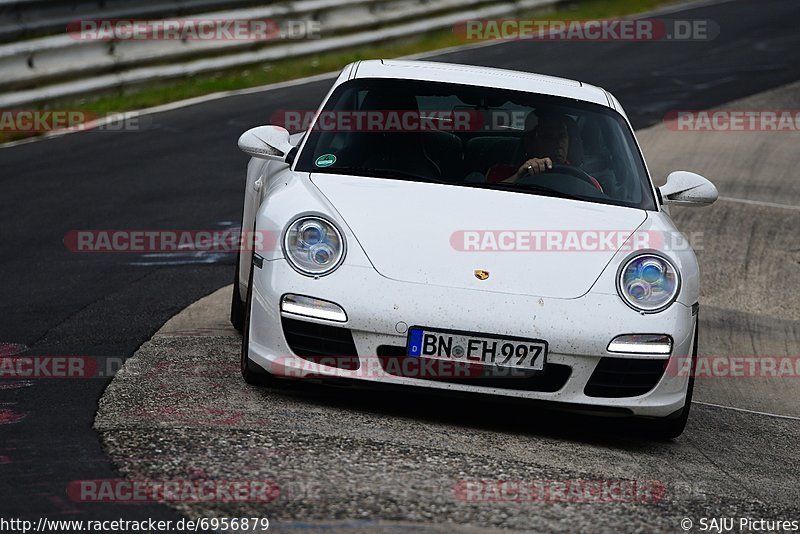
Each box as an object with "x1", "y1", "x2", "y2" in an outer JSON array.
[
  {"x1": 281, "y1": 294, "x2": 347, "y2": 322},
  {"x1": 607, "y1": 334, "x2": 672, "y2": 355}
]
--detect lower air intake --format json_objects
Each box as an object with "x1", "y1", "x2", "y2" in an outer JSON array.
[
  {"x1": 584, "y1": 357, "x2": 667, "y2": 398},
  {"x1": 282, "y1": 317, "x2": 359, "y2": 371}
]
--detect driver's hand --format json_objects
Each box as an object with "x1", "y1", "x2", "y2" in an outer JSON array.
[
  {"x1": 502, "y1": 158, "x2": 553, "y2": 183},
  {"x1": 521, "y1": 157, "x2": 553, "y2": 175}
]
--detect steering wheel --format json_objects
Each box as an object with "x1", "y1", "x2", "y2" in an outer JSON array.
[{"x1": 546, "y1": 164, "x2": 603, "y2": 192}]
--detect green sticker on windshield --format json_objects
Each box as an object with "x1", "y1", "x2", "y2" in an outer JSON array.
[{"x1": 315, "y1": 154, "x2": 336, "y2": 167}]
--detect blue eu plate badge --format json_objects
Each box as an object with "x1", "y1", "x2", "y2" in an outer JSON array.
[{"x1": 407, "y1": 328, "x2": 423, "y2": 357}]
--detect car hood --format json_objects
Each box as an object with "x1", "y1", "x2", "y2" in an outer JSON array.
[{"x1": 310, "y1": 174, "x2": 648, "y2": 298}]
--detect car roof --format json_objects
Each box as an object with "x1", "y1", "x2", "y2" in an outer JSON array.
[{"x1": 350, "y1": 59, "x2": 612, "y2": 108}]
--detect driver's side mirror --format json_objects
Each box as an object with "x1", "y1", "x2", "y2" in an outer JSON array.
[
  {"x1": 659, "y1": 171, "x2": 718, "y2": 207},
  {"x1": 238, "y1": 125, "x2": 294, "y2": 162}
]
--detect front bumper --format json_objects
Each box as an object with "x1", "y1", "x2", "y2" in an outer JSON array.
[{"x1": 247, "y1": 259, "x2": 696, "y2": 417}]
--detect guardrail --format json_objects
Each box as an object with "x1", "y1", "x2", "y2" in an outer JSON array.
[
  {"x1": 0, "y1": 0, "x2": 269, "y2": 42},
  {"x1": 0, "y1": 0, "x2": 559, "y2": 107}
]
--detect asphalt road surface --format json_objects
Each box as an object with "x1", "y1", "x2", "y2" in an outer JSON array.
[{"x1": 1, "y1": 0, "x2": 799, "y2": 529}]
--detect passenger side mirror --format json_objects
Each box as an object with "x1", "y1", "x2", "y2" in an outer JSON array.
[
  {"x1": 238, "y1": 125, "x2": 294, "y2": 162},
  {"x1": 659, "y1": 171, "x2": 718, "y2": 207}
]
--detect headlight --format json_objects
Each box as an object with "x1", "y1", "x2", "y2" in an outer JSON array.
[
  {"x1": 283, "y1": 216, "x2": 345, "y2": 275},
  {"x1": 617, "y1": 253, "x2": 680, "y2": 313}
]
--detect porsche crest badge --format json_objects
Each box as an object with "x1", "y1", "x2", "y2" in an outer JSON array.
[{"x1": 474, "y1": 269, "x2": 490, "y2": 280}]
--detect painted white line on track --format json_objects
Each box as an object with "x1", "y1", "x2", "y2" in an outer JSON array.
[
  {"x1": 717, "y1": 196, "x2": 800, "y2": 211},
  {"x1": 692, "y1": 400, "x2": 800, "y2": 421}
]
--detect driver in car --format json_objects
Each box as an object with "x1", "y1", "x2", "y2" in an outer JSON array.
[{"x1": 487, "y1": 111, "x2": 603, "y2": 191}]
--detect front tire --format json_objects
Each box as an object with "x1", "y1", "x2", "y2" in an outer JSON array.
[
  {"x1": 644, "y1": 319, "x2": 698, "y2": 440},
  {"x1": 230, "y1": 251, "x2": 245, "y2": 333}
]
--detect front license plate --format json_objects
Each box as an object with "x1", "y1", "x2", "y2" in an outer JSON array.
[{"x1": 406, "y1": 327, "x2": 547, "y2": 371}]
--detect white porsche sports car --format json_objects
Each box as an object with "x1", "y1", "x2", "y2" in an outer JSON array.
[{"x1": 231, "y1": 60, "x2": 717, "y2": 438}]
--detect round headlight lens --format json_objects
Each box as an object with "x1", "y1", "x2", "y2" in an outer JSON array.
[
  {"x1": 299, "y1": 220, "x2": 325, "y2": 247},
  {"x1": 284, "y1": 216, "x2": 345, "y2": 275},
  {"x1": 618, "y1": 254, "x2": 679, "y2": 312}
]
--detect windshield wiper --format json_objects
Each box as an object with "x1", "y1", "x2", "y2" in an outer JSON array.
[
  {"x1": 468, "y1": 181, "x2": 588, "y2": 202},
  {"x1": 315, "y1": 165, "x2": 447, "y2": 184}
]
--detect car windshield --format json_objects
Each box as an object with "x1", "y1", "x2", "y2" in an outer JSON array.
[{"x1": 294, "y1": 78, "x2": 656, "y2": 210}]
